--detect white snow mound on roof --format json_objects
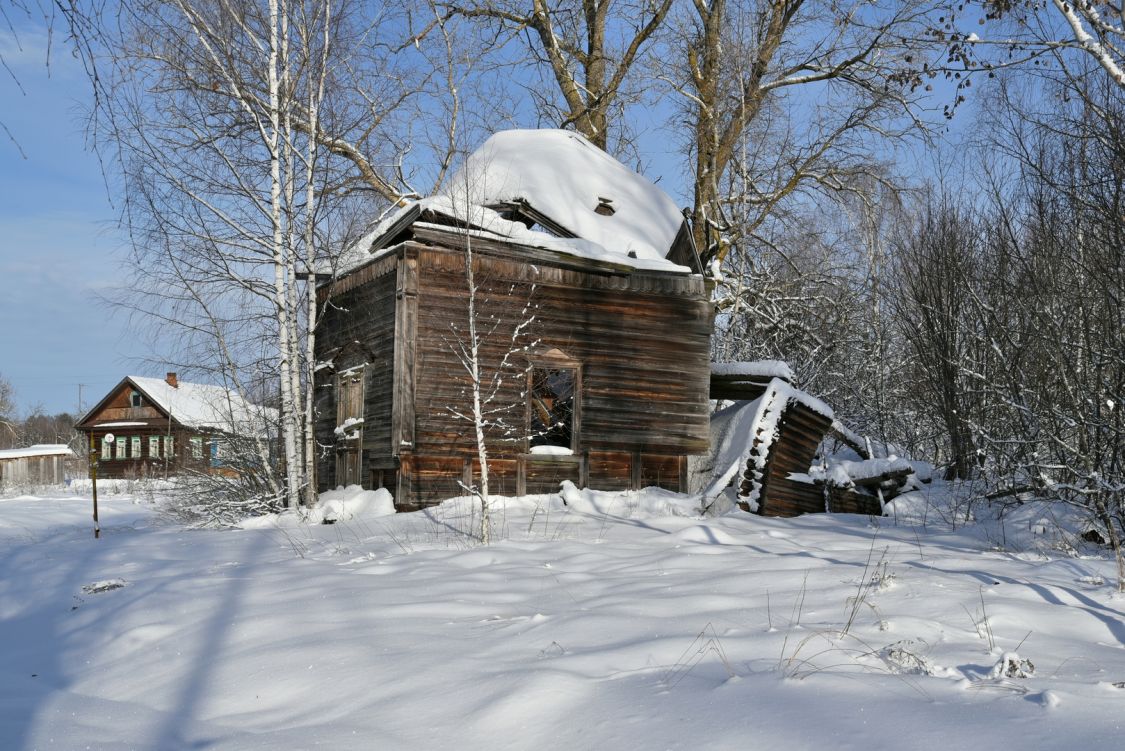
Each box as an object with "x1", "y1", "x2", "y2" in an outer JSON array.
[
  {"x1": 0, "y1": 444, "x2": 76, "y2": 460},
  {"x1": 443, "y1": 129, "x2": 684, "y2": 262},
  {"x1": 130, "y1": 377, "x2": 273, "y2": 433},
  {"x1": 711, "y1": 360, "x2": 795, "y2": 381}
]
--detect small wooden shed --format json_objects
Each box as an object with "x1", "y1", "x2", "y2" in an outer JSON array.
[
  {"x1": 315, "y1": 129, "x2": 713, "y2": 509},
  {"x1": 0, "y1": 444, "x2": 75, "y2": 489}
]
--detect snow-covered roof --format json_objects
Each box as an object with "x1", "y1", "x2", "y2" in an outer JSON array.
[
  {"x1": 335, "y1": 130, "x2": 693, "y2": 276},
  {"x1": 128, "y1": 377, "x2": 275, "y2": 434},
  {"x1": 711, "y1": 360, "x2": 795, "y2": 382},
  {"x1": 445, "y1": 129, "x2": 685, "y2": 262},
  {"x1": 0, "y1": 444, "x2": 76, "y2": 460}
]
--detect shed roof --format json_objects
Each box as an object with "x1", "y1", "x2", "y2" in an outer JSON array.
[{"x1": 0, "y1": 444, "x2": 76, "y2": 460}]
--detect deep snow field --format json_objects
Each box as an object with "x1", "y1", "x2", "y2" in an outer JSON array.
[{"x1": 1, "y1": 483, "x2": 1123, "y2": 750}]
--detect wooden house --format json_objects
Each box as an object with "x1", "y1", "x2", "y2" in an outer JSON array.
[
  {"x1": 0, "y1": 444, "x2": 75, "y2": 489},
  {"x1": 314, "y1": 130, "x2": 714, "y2": 509},
  {"x1": 75, "y1": 373, "x2": 274, "y2": 479}
]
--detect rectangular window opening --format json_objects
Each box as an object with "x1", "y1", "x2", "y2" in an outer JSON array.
[{"x1": 529, "y1": 367, "x2": 576, "y2": 450}]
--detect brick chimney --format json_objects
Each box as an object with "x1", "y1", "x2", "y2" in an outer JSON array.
[{"x1": 166, "y1": 372, "x2": 179, "y2": 388}]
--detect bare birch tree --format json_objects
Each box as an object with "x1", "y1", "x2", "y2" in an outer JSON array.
[
  {"x1": 442, "y1": 216, "x2": 539, "y2": 543},
  {"x1": 660, "y1": 0, "x2": 938, "y2": 268},
  {"x1": 100, "y1": 0, "x2": 430, "y2": 510},
  {"x1": 939, "y1": 0, "x2": 1125, "y2": 89}
]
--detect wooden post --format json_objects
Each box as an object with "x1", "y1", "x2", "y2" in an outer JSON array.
[{"x1": 89, "y1": 433, "x2": 101, "y2": 539}]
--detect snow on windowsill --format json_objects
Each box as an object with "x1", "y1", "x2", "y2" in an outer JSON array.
[
  {"x1": 334, "y1": 417, "x2": 364, "y2": 438},
  {"x1": 527, "y1": 446, "x2": 575, "y2": 457}
]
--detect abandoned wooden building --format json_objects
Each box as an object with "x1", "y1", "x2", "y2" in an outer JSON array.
[
  {"x1": 76, "y1": 373, "x2": 274, "y2": 479},
  {"x1": 314, "y1": 129, "x2": 714, "y2": 509}
]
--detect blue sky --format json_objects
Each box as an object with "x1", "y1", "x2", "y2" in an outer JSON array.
[
  {"x1": 0, "y1": 13, "x2": 975, "y2": 419},
  {"x1": 0, "y1": 25, "x2": 143, "y2": 416}
]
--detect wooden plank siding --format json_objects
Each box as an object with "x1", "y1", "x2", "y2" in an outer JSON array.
[
  {"x1": 0, "y1": 453, "x2": 71, "y2": 488},
  {"x1": 314, "y1": 225, "x2": 714, "y2": 508},
  {"x1": 314, "y1": 253, "x2": 398, "y2": 490},
  {"x1": 402, "y1": 239, "x2": 711, "y2": 506}
]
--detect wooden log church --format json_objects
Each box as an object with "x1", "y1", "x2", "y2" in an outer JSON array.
[{"x1": 314, "y1": 130, "x2": 715, "y2": 509}]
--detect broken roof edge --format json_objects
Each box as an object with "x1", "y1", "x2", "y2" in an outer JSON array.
[
  {"x1": 326, "y1": 195, "x2": 695, "y2": 282},
  {"x1": 697, "y1": 377, "x2": 835, "y2": 508}
]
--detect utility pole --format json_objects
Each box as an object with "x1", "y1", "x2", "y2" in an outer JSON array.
[
  {"x1": 78, "y1": 384, "x2": 85, "y2": 414},
  {"x1": 90, "y1": 432, "x2": 108, "y2": 539}
]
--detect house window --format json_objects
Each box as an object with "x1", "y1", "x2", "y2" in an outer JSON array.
[
  {"x1": 149, "y1": 436, "x2": 160, "y2": 458},
  {"x1": 166, "y1": 436, "x2": 174, "y2": 458},
  {"x1": 101, "y1": 438, "x2": 112, "y2": 461},
  {"x1": 130, "y1": 436, "x2": 141, "y2": 458},
  {"x1": 130, "y1": 390, "x2": 142, "y2": 408},
  {"x1": 529, "y1": 367, "x2": 577, "y2": 450},
  {"x1": 190, "y1": 437, "x2": 203, "y2": 459},
  {"x1": 115, "y1": 436, "x2": 126, "y2": 460}
]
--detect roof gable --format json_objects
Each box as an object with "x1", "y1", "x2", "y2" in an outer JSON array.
[
  {"x1": 76, "y1": 377, "x2": 174, "y2": 429},
  {"x1": 77, "y1": 376, "x2": 274, "y2": 435}
]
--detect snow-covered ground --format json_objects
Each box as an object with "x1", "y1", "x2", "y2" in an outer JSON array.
[{"x1": 1, "y1": 483, "x2": 1123, "y2": 750}]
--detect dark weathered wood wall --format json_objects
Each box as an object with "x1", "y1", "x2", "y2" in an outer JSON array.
[
  {"x1": 314, "y1": 228, "x2": 713, "y2": 507},
  {"x1": 314, "y1": 254, "x2": 398, "y2": 490},
  {"x1": 401, "y1": 232, "x2": 711, "y2": 506},
  {"x1": 741, "y1": 401, "x2": 881, "y2": 517}
]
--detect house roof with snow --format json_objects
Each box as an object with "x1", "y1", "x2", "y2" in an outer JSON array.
[
  {"x1": 334, "y1": 129, "x2": 701, "y2": 277},
  {"x1": 76, "y1": 374, "x2": 275, "y2": 435}
]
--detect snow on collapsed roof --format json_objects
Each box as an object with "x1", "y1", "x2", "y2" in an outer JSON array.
[
  {"x1": 335, "y1": 130, "x2": 693, "y2": 275},
  {"x1": 0, "y1": 444, "x2": 76, "y2": 460},
  {"x1": 127, "y1": 376, "x2": 275, "y2": 433},
  {"x1": 699, "y1": 378, "x2": 834, "y2": 508}
]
